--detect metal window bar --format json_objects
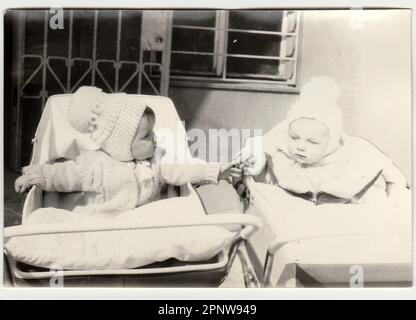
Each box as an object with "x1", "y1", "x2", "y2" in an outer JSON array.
[
  {"x1": 288, "y1": 11, "x2": 302, "y2": 86},
  {"x1": 138, "y1": 44, "x2": 143, "y2": 94},
  {"x1": 12, "y1": 10, "x2": 26, "y2": 169},
  {"x1": 278, "y1": 10, "x2": 289, "y2": 80},
  {"x1": 171, "y1": 51, "x2": 215, "y2": 56},
  {"x1": 40, "y1": 10, "x2": 48, "y2": 105},
  {"x1": 226, "y1": 73, "x2": 290, "y2": 81},
  {"x1": 19, "y1": 9, "x2": 168, "y2": 98},
  {"x1": 13, "y1": 9, "x2": 171, "y2": 170},
  {"x1": 170, "y1": 10, "x2": 300, "y2": 84},
  {"x1": 172, "y1": 25, "x2": 216, "y2": 31},
  {"x1": 91, "y1": 10, "x2": 98, "y2": 85},
  {"x1": 20, "y1": 55, "x2": 44, "y2": 98},
  {"x1": 66, "y1": 10, "x2": 74, "y2": 90},
  {"x1": 227, "y1": 28, "x2": 297, "y2": 36},
  {"x1": 171, "y1": 11, "x2": 219, "y2": 75},
  {"x1": 226, "y1": 54, "x2": 296, "y2": 61},
  {"x1": 224, "y1": 10, "x2": 298, "y2": 82},
  {"x1": 214, "y1": 10, "x2": 227, "y2": 77},
  {"x1": 169, "y1": 75, "x2": 293, "y2": 84},
  {"x1": 220, "y1": 10, "x2": 229, "y2": 80},
  {"x1": 115, "y1": 10, "x2": 122, "y2": 91},
  {"x1": 171, "y1": 70, "x2": 218, "y2": 76}
]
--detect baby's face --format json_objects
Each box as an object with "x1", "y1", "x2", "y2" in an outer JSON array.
[
  {"x1": 131, "y1": 116, "x2": 156, "y2": 161},
  {"x1": 287, "y1": 118, "x2": 330, "y2": 164}
]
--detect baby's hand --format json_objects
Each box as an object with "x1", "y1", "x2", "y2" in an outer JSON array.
[
  {"x1": 239, "y1": 156, "x2": 256, "y2": 169},
  {"x1": 14, "y1": 175, "x2": 33, "y2": 195},
  {"x1": 219, "y1": 161, "x2": 243, "y2": 182},
  {"x1": 234, "y1": 153, "x2": 267, "y2": 176},
  {"x1": 233, "y1": 136, "x2": 267, "y2": 176}
]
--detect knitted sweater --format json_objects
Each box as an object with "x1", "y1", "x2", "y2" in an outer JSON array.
[{"x1": 22, "y1": 150, "x2": 220, "y2": 215}]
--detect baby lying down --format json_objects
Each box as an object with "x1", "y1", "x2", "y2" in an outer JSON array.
[
  {"x1": 15, "y1": 86, "x2": 242, "y2": 217},
  {"x1": 239, "y1": 77, "x2": 409, "y2": 206}
]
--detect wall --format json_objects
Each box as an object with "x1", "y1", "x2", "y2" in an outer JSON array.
[{"x1": 169, "y1": 9, "x2": 412, "y2": 182}]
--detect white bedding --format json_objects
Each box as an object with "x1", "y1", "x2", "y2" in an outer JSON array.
[
  {"x1": 252, "y1": 182, "x2": 411, "y2": 244},
  {"x1": 5, "y1": 197, "x2": 236, "y2": 270},
  {"x1": 247, "y1": 182, "x2": 412, "y2": 286}
]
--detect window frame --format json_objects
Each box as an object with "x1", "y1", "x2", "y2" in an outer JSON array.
[{"x1": 169, "y1": 10, "x2": 302, "y2": 93}]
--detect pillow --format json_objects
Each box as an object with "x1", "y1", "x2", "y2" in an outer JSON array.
[{"x1": 4, "y1": 197, "x2": 236, "y2": 270}]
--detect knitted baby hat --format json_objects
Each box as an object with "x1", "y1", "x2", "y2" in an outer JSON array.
[
  {"x1": 67, "y1": 86, "x2": 148, "y2": 161},
  {"x1": 285, "y1": 76, "x2": 344, "y2": 155}
]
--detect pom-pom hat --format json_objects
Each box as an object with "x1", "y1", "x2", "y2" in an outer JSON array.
[
  {"x1": 263, "y1": 76, "x2": 344, "y2": 158},
  {"x1": 285, "y1": 76, "x2": 343, "y2": 155}
]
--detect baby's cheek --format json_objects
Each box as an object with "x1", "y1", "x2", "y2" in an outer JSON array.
[
  {"x1": 131, "y1": 141, "x2": 141, "y2": 154},
  {"x1": 313, "y1": 146, "x2": 326, "y2": 159},
  {"x1": 142, "y1": 142, "x2": 156, "y2": 155},
  {"x1": 132, "y1": 141, "x2": 147, "y2": 155}
]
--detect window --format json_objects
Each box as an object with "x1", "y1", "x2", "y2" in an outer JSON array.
[{"x1": 170, "y1": 10, "x2": 301, "y2": 91}]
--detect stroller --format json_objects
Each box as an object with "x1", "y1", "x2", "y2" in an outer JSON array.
[
  {"x1": 242, "y1": 175, "x2": 412, "y2": 288},
  {"x1": 3, "y1": 93, "x2": 262, "y2": 288}
]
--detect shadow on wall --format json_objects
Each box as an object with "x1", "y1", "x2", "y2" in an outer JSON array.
[{"x1": 169, "y1": 87, "x2": 299, "y2": 161}]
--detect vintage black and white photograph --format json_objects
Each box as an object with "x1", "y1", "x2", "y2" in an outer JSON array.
[{"x1": 2, "y1": 7, "x2": 412, "y2": 289}]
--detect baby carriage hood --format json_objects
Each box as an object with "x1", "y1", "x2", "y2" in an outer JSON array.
[{"x1": 68, "y1": 86, "x2": 148, "y2": 162}]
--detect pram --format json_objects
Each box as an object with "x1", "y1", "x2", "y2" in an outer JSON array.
[
  {"x1": 3, "y1": 93, "x2": 262, "y2": 288},
  {"x1": 242, "y1": 176, "x2": 412, "y2": 288}
]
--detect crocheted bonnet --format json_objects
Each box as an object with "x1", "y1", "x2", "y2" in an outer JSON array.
[{"x1": 67, "y1": 86, "x2": 148, "y2": 161}]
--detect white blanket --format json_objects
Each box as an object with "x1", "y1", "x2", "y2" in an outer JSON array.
[
  {"x1": 5, "y1": 197, "x2": 236, "y2": 270},
  {"x1": 248, "y1": 182, "x2": 412, "y2": 286},
  {"x1": 253, "y1": 183, "x2": 411, "y2": 244}
]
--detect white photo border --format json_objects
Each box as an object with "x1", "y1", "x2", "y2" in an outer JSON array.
[{"x1": 0, "y1": 0, "x2": 415, "y2": 300}]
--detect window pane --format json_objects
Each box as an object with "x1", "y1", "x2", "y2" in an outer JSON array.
[
  {"x1": 171, "y1": 53, "x2": 214, "y2": 74},
  {"x1": 24, "y1": 10, "x2": 47, "y2": 55},
  {"x1": 228, "y1": 10, "x2": 284, "y2": 32},
  {"x1": 96, "y1": 10, "x2": 119, "y2": 60},
  {"x1": 226, "y1": 57, "x2": 280, "y2": 79},
  {"x1": 227, "y1": 32, "x2": 282, "y2": 56},
  {"x1": 119, "y1": 10, "x2": 142, "y2": 61},
  {"x1": 173, "y1": 10, "x2": 216, "y2": 27},
  {"x1": 172, "y1": 28, "x2": 215, "y2": 52},
  {"x1": 47, "y1": 11, "x2": 70, "y2": 56},
  {"x1": 22, "y1": 57, "x2": 43, "y2": 95},
  {"x1": 72, "y1": 10, "x2": 96, "y2": 59}
]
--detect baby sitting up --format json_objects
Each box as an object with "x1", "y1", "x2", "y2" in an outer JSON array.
[
  {"x1": 15, "y1": 86, "x2": 242, "y2": 216},
  {"x1": 239, "y1": 77, "x2": 408, "y2": 205}
]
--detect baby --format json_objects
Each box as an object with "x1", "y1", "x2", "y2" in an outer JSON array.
[
  {"x1": 239, "y1": 77, "x2": 408, "y2": 205},
  {"x1": 15, "y1": 86, "x2": 242, "y2": 216}
]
